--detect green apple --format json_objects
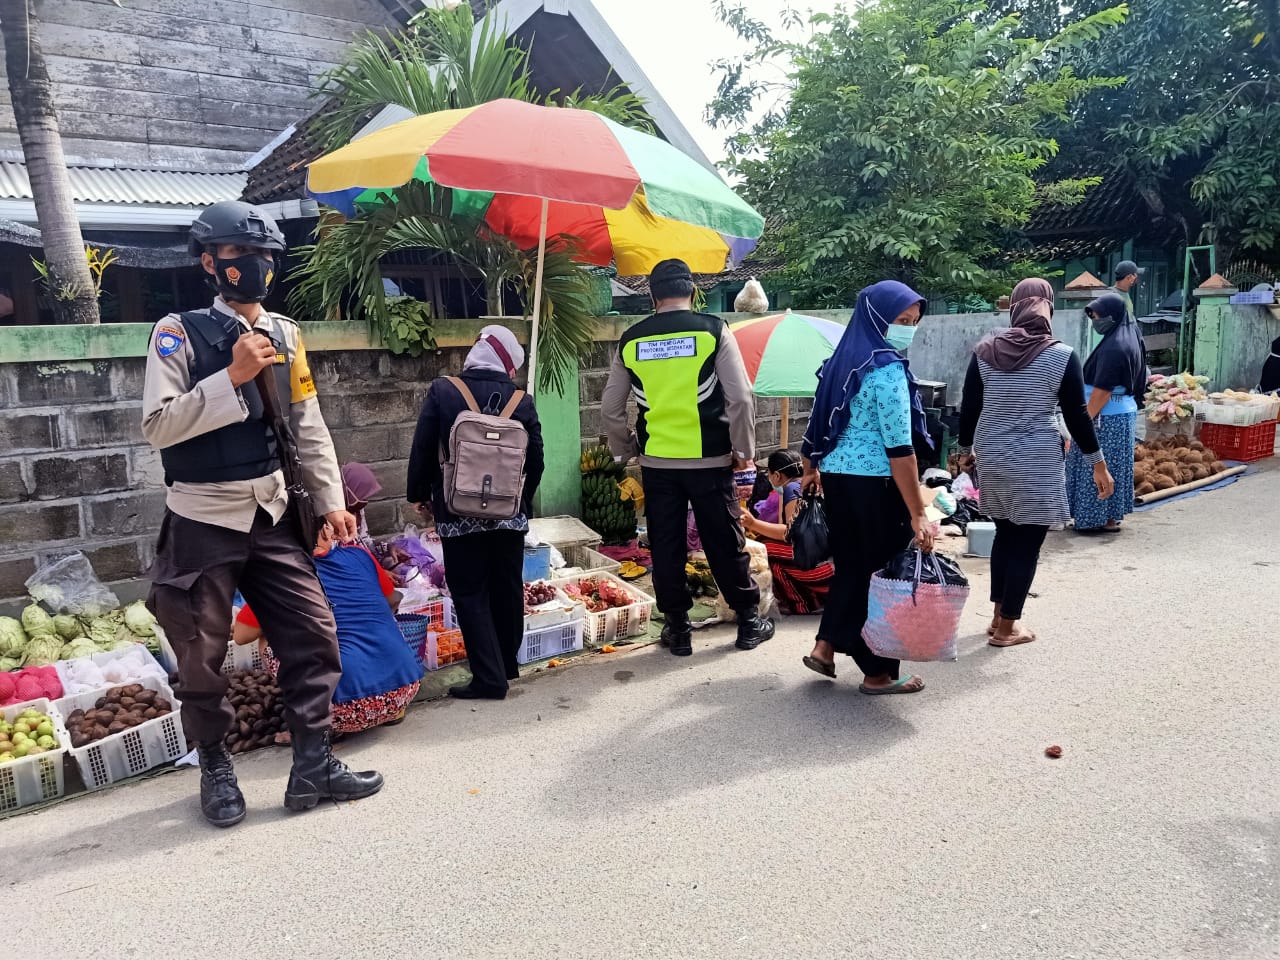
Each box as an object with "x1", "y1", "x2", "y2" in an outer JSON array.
[
  {"x1": 12, "y1": 731, "x2": 28, "y2": 744},
  {"x1": 36, "y1": 735, "x2": 55, "y2": 749},
  {"x1": 35, "y1": 721, "x2": 54, "y2": 738},
  {"x1": 12, "y1": 742, "x2": 30, "y2": 758},
  {"x1": 0, "y1": 753, "x2": 13, "y2": 764},
  {"x1": 11, "y1": 721, "x2": 31, "y2": 736}
]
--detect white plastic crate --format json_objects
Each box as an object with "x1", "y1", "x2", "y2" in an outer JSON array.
[
  {"x1": 54, "y1": 676, "x2": 187, "y2": 790},
  {"x1": 55, "y1": 644, "x2": 168, "y2": 696},
  {"x1": 220, "y1": 639, "x2": 268, "y2": 676},
  {"x1": 523, "y1": 584, "x2": 587, "y2": 631},
  {"x1": 551, "y1": 572, "x2": 655, "y2": 647},
  {"x1": 517, "y1": 619, "x2": 585, "y2": 665},
  {"x1": 1194, "y1": 398, "x2": 1279, "y2": 427},
  {"x1": 0, "y1": 698, "x2": 69, "y2": 813},
  {"x1": 398, "y1": 595, "x2": 455, "y2": 631},
  {"x1": 559, "y1": 543, "x2": 622, "y2": 576}
]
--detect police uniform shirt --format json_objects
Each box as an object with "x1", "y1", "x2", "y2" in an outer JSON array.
[{"x1": 141, "y1": 298, "x2": 345, "y2": 532}]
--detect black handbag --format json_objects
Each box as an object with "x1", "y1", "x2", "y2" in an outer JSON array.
[
  {"x1": 254, "y1": 366, "x2": 321, "y2": 552},
  {"x1": 786, "y1": 494, "x2": 830, "y2": 570}
]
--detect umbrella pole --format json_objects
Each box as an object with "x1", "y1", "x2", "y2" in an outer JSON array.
[
  {"x1": 780, "y1": 396, "x2": 790, "y2": 448},
  {"x1": 526, "y1": 198, "x2": 551, "y2": 394}
]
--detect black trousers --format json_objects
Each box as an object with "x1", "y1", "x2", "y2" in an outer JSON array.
[
  {"x1": 817, "y1": 474, "x2": 913, "y2": 679},
  {"x1": 147, "y1": 509, "x2": 342, "y2": 744},
  {"x1": 643, "y1": 465, "x2": 759, "y2": 617},
  {"x1": 990, "y1": 519, "x2": 1049, "y2": 620},
  {"x1": 441, "y1": 530, "x2": 525, "y2": 692}
]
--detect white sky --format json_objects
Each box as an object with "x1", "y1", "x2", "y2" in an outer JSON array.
[{"x1": 590, "y1": 0, "x2": 845, "y2": 163}]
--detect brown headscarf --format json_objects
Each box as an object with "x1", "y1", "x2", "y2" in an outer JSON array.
[{"x1": 974, "y1": 278, "x2": 1060, "y2": 372}]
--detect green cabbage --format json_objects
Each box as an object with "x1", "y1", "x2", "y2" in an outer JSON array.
[
  {"x1": 60, "y1": 638, "x2": 98, "y2": 661},
  {"x1": 123, "y1": 601, "x2": 156, "y2": 638},
  {"x1": 53, "y1": 614, "x2": 83, "y2": 640},
  {"x1": 0, "y1": 617, "x2": 25, "y2": 657},
  {"x1": 21, "y1": 634, "x2": 62, "y2": 666},
  {"x1": 20, "y1": 604, "x2": 55, "y2": 639},
  {"x1": 85, "y1": 617, "x2": 117, "y2": 647},
  {"x1": 0, "y1": 656, "x2": 22, "y2": 672}
]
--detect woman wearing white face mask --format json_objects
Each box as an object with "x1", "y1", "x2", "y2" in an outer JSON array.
[
  {"x1": 795, "y1": 280, "x2": 935, "y2": 694},
  {"x1": 960, "y1": 278, "x2": 1115, "y2": 648}
]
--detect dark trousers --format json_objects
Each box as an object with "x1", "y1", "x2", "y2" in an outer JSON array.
[
  {"x1": 817, "y1": 474, "x2": 912, "y2": 679},
  {"x1": 147, "y1": 509, "x2": 341, "y2": 744},
  {"x1": 441, "y1": 530, "x2": 525, "y2": 692},
  {"x1": 643, "y1": 465, "x2": 760, "y2": 618},
  {"x1": 990, "y1": 519, "x2": 1049, "y2": 620}
]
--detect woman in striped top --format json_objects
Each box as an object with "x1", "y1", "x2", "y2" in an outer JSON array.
[{"x1": 959, "y1": 278, "x2": 1115, "y2": 647}]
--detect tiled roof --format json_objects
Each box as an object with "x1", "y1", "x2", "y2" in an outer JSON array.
[
  {"x1": 0, "y1": 161, "x2": 245, "y2": 207},
  {"x1": 1024, "y1": 170, "x2": 1148, "y2": 236}
]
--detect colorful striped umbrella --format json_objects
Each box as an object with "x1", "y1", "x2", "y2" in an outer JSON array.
[
  {"x1": 306, "y1": 100, "x2": 764, "y2": 389},
  {"x1": 730, "y1": 311, "x2": 847, "y2": 446}
]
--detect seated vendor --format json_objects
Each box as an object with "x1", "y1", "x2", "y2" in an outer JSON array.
[
  {"x1": 234, "y1": 522, "x2": 422, "y2": 736},
  {"x1": 739, "y1": 449, "x2": 835, "y2": 616}
]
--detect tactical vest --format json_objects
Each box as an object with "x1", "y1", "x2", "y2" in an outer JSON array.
[
  {"x1": 160, "y1": 309, "x2": 292, "y2": 485},
  {"x1": 618, "y1": 310, "x2": 731, "y2": 460}
]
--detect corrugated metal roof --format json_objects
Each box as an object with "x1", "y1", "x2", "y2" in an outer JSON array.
[{"x1": 0, "y1": 161, "x2": 246, "y2": 207}]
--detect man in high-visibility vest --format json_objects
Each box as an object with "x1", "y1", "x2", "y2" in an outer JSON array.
[{"x1": 601, "y1": 259, "x2": 774, "y2": 657}]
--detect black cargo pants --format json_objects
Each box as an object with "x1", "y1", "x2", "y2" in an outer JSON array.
[
  {"x1": 643, "y1": 465, "x2": 760, "y2": 617},
  {"x1": 147, "y1": 509, "x2": 341, "y2": 744}
]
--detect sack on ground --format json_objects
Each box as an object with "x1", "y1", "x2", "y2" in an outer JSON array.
[
  {"x1": 786, "y1": 495, "x2": 830, "y2": 570},
  {"x1": 863, "y1": 547, "x2": 969, "y2": 662},
  {"x1": 442, "y1": 377, "x2": 528, "y2": 520}
]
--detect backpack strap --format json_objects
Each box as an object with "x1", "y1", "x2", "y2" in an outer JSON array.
[
  {"x1": 499, "y1": 390, "x2": 526, "y2": 419},
  {"x1": 445, "y1": 376, "x2": 481, "y2": 413}
]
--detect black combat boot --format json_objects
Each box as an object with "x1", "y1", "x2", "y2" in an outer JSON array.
[
  {"x1": 199, "y1": 741, "x2": 246, "y2": 828},
  {"x1": 661, "y1": 614, "x2": 693, "y2": 657},
  {"x1": 735, "y1": 609, "x2": 776, "y2": 650},
  {"x1": 284, "y1": 728, "x2": 384, "y2": 812}
]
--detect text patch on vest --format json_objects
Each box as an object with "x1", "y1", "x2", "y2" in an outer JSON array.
[{"x1": 635, "y1": 336, "x2": 697, "y2": 361}]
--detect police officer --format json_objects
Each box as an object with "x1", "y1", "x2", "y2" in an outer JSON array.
[
  {"x1": 142, "y1": 200, "x2": 382, "y2": 827},
  {"x1": 600, "y1": 258, "x2": 775, "y2": 656}
]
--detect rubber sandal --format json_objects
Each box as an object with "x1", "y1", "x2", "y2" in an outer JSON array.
[
  {"x1": 802, "y1": 655, "x2": 837, "y2": 679},
  {"x1": 989, "y1": 630, "x2": 1036, "y2": 647},
  {"x1": 859, "y1": 674, "x2": 924, "y2": 695}
]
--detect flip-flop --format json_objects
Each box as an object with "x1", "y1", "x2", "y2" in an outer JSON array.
[
  {"x1": 859, "y1": 674, "x2": 924, "y2": 695},
  {"x1": 802, "y1": 655, "x2": 837, "y2": 679},
  {"x1": 989, "y1": 631, "x2": 1036, "y2": 647}
]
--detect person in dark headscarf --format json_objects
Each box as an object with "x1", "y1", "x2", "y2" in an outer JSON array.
[
  {"x1": 960, "y1": 278, "x2": 1114, "y2": 648},
  {"x1": 1259, "y1": 335, "x2": 1280, "y2": 394},
  {"x1": 1067, "y1": 292, "x2": 1147, "y2": 534},
  {"x1": 796, "y1": 280, "x2": 934, "y2": 694}
]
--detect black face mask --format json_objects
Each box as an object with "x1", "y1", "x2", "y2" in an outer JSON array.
[
  {"x1": 213, "y1": 253, "x2": 276, "y2": 303},
  {"x1": 1091, "y1": 314, "x2": 1120, "y2": 337}
]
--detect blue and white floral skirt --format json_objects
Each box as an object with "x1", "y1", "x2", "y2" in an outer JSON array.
[{"x1": 1067, "y1": 412, "x2": 1136, "y2": 529}]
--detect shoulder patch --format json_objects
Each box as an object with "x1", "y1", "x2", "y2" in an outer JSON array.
[{"x1": 154, "y1": 324, "x2": 186, "y2": 358}]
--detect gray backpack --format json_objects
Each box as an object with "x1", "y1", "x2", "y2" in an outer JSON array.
[{"x1": 441, "y1": 377, "x2": 529, "y2": 520}]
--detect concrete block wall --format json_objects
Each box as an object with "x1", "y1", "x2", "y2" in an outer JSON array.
[{"x1": 0, "y1": 333, "x2": 471, "y2": 603}]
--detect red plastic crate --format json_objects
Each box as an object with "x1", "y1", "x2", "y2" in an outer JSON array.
[{"x1": 1199, "y1": 419, "x2": 1277, "y2": 463}]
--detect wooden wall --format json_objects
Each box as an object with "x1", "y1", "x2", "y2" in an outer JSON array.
[{"x1": 0, "y1": 0, "x2": 397, "y2": 170}]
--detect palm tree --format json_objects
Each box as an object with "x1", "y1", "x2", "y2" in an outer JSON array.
[
  {"x1": 0, "y1": 0, "x2": 101, "y2": 323},
  {"x1": 289, "y1": 2, "x2": 651, "y2": 392}
]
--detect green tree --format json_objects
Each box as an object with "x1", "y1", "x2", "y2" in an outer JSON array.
[
  {"x1": 291, "y1": 2, "x2": 648, "y2": 392},
  {"x1": 0, "y1": 0, "x2": 103, "y2": 323},
  {"x1": 985, "y1": 0, "x2": 1280, "y2": 261},
  {"x1": 707, "y1": 0, "x2": 1126, "y2": 304}
]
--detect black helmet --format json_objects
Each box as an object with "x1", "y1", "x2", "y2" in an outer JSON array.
[{"x1": 188, "y1": 200, "x2": 286, "y2": 258}]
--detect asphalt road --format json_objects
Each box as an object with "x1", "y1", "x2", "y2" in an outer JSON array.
[{"x1": 7, "y1": 465, "x2": 1278, "y2": 960}]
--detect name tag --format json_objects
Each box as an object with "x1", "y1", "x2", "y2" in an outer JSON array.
[
  {"x1": 486, "y1": 432, "x2": 500, "y2": 440},
  {"x1": 275, "y1": 353, "x2": 287, "y2": 365},
  {"x1": 636, "y1": 336, "x2": 696, "y2": 361}
]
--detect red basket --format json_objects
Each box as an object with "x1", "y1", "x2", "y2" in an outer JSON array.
[{"x1": 1200, "y1": 420, "x2": 1277, "y2": 464}]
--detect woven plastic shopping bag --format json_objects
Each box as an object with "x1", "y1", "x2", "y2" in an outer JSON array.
[{"x1": 862, "y1": 547, "x2": 969, "y2": 662}]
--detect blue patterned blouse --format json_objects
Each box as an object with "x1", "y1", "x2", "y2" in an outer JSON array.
[{"x1": 818, "y1": 363, "x2": 912, "y2": 477}]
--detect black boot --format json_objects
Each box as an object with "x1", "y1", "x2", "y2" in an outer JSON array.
[
  {"x1": 661, "y1": 614, "x2": 693, "y2": 657},
  {"x1": 735, "y1": 609, "x2": 775, "y2": 650},
  {"x1": 198, "y1": 742, "x2": 246, "y2": 828},
  {"x1": 284, "y1": 728, "x2": 384, "y2": 812}
]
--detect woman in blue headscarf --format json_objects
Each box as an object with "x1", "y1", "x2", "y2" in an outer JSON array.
[
  {"x1": 1067, "y1": 292, "x2": 1146, "y2": 533},
  {"x1": 797, "y1": 280, "x2": 935, "y2": 694}
]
